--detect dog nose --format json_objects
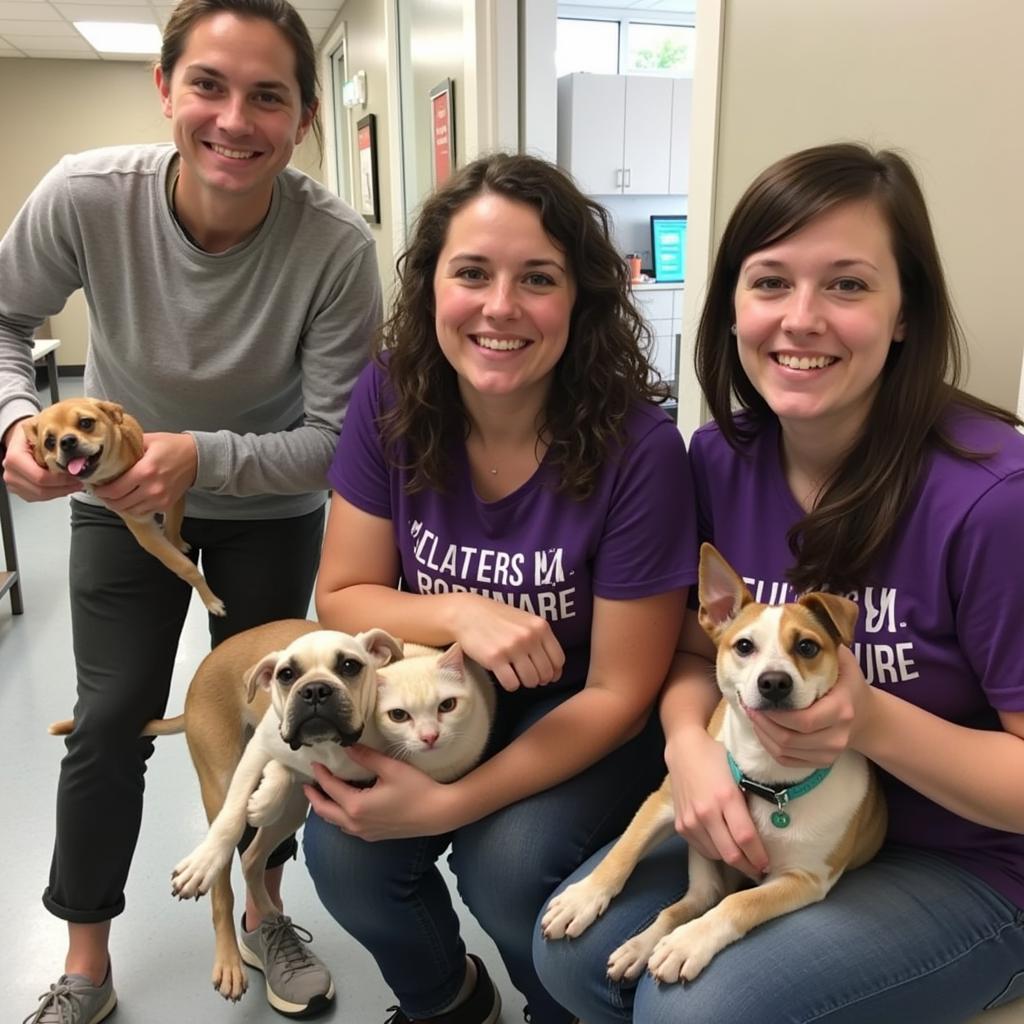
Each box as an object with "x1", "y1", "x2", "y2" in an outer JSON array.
[
  {"x1": 757, "y1": 671, "x2": 793, "y2": 704},
  {"x1": 299, "y1": 681, "x2": 332, "y2": 706},
  {"x1": 59, "y1": 434, "x2": 79, "y2": 452}
]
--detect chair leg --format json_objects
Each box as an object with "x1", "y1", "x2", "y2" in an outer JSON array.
[
  {"x1": 0, "y1": 480, "x2": 24, "y2": 615},
  {"x1": 45, "y1": 352, "x2": 60, "y2": 404}
]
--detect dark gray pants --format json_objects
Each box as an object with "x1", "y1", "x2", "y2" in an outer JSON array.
[{"x1": 43, "y1": 500, "x2": 324, "y2": 923}]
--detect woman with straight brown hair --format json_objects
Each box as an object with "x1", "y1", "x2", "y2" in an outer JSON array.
[
  {"x1": 535, "y1": 143, "x2": 1024, "y2": 1023},
  {"x1": 2, "y1": 0, "x2": 380, "y2": 1019}
]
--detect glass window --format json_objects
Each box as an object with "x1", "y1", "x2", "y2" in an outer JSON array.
[
  {"x1": 625, "y1": 22, "x2": 695, "y2": 76},
  {"x1": 556, "y1": 17, "x2": 619, "y2": 77}
]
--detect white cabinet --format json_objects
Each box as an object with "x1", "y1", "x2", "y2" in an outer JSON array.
[
  {"x1": 668, "y1": 78, "x2": 693, "y2": 195},
  {"x1": 633, "y1": 287, "x2": 684, "y2": 384},
  {"x1": 558, "y1": 73, "x2": 682, "y2": 195}
]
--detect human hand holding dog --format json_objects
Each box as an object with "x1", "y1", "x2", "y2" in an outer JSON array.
[
  {"x1": 92, "y1": 431, "x2": 197, "y2": 516},
  {"x1": 3, "y1": 419, "x2": 83, "y2": 500},
  {"x1": 304, "y1": 750, "x2": 462, "y2": 840},
  {"x1": 665, "y1": 725, "x2": 769, "y2": 880},
  {"x1": 450, "y1": 594, "x2": 565, "y2": 692},
  {"x1": 748, "y1": 646, "x2": 876, "y2": 769}
]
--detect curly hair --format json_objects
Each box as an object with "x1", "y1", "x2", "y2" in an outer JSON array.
[
  {"x1": 696, "y1": 142, "x2": 1019, "y2": 593},
  {"x1": 375, "y1": 152, "x2": 670, "y2": 500}
]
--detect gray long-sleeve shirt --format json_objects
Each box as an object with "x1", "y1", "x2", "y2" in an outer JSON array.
[{"x1": 0, "y1": 143, "x2": 381, "y2": 519}]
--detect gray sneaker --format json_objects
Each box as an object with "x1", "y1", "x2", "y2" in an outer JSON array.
[
  {"x1": 23, "y1": 968, "x2": 117, "y2": 1024},
  {"x1": 239, "y1": 913, "x2": 335, "y2": 1018}
]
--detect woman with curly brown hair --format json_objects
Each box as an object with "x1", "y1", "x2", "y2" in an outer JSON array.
[{"x1": 304, "y1": 152, "x2": 698, "y2": 1023}]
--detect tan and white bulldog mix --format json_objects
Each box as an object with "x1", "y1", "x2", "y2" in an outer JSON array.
[
  {"x1": 542, "y1": 543, "x2": 886, "y2": 983},
  {"x1": 169, "y1": 623, "x2": 403, "y2": 1000},
  {"x1": 50, "y1": 619, "x2": 402, "y2": 1004},
  {"x1": 23, "y1": 397, "x2": 224, "y2": 615}
]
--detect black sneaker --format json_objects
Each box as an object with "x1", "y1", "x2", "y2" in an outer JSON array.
[{"x1": 384, "y1": 955, "x2": 501, "y2": 1023}]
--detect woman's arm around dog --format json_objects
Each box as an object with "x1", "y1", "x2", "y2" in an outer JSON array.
[{"x1": 660, "y1": 611, "x2": 770, "y2": 880}]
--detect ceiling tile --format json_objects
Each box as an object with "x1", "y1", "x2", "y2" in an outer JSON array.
[
  {"x1": 4, "y1": 30, "x2": 91, "y2": 46},
  {"x1": 23, "y1": 45, "x2": 97, "y2": 55},
  {"x1": 0, "y1": 17, "x2": 77, "y2": 31},
  {"x1": 0, "y1": 1, "x2": 61, "y2": 18},
  {"x1": 296, "y1": 8, "x2": 333, "y2": 29},
  {"x1": 0, "y1": 0, "x2": 340, "y2": 58},
  {"x1": 54, "y1": 4, "x2": 156, "y2": 20}
]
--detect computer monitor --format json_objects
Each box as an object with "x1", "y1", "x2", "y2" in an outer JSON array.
[{"x1": 650, "y1": 215, "x2": 687, "y2": 283}]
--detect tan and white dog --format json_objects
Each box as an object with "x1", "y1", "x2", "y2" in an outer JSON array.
[
  {"x1": 50, "y1": 620, "x2": 401, "y2": 1003},
  {"x1": 542, "y1": 543, "x2": 886, "y2": 983},
  {"x1": 168, "y1": 622, "x2": 403, "y2": 1002},
  {"x1": 23, "y1": 397, "x2": 224, "y2": 615}
]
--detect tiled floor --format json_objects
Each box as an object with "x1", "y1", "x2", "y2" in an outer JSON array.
[
  {"x1": 4, "y1": 379, "x2": 1023, "y2": 1024},
  {"x1": 1, "y1": 378, "x2": 524, "y2": 1023}
]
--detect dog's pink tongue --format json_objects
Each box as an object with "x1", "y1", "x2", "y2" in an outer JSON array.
[{"x1": 67, "y1": 457, "x2": 88, "y2": 476}]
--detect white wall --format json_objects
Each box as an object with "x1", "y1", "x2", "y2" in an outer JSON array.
[{"x1": 710, "y1": 0, "x2": 1024, "y2": 411}]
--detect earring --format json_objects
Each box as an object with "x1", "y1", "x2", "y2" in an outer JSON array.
[{"x1": 730, "y1": 324, "x2": 737, "y2": 335}]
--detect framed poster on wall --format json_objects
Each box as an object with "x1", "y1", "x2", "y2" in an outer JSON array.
[
  {"x1": 356, "y1": 113, "x2": 380, "y2": 224},
  {"x1": 430, "y1": 78, "x2": 455, "y2": 187}
]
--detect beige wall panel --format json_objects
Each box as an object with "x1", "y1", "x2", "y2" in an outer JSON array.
[
  {"x1": 0, "y1": 57, "x2": 323, "y2": 367},
  {"x1": 337, "y1": 0, "x2": 396, "y2": 306},
  {"x1": 0, "y1": 59, "x2": 168, "y2": 365},
  {"x1": 405, "y1": 0, "x2": 464, "y2": 215},
  {"x1": 715, "y1": 0, "x2": 1024, "y2": 409}
]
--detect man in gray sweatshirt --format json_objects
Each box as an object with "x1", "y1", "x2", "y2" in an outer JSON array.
[{"x1": 2, "y1": 3, "x2": 381, "y2": 1019}]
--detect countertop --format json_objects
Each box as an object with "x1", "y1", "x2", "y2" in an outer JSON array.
[{"x1": 630, "y1": 280, "x2": 685, "y2": 291}]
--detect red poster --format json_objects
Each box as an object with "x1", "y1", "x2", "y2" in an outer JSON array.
[{"x1": 431, "y1": 82, "x2": 453, "y2": 186}]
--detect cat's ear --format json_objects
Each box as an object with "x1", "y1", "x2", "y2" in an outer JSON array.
[
  {"x1": 438, "y1": 643, "x2": 466, "y2": 678},
  {"x1": 357, "y1": 628, "x2": 404, "y2": 667},
  {"x1": 244, "y1": 652, "x2": 281, "y2": 703}
]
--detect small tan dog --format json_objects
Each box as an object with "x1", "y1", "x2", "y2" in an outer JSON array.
[
  {"x1": 542, "y1": 543, "x2": 886, "y2": 983},
  {"x1": 23, "y1": 397, "x2": 224, "y2": 615}
]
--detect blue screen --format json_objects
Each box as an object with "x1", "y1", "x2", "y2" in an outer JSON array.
[{"x1": 651, "y1": 216, "x2": 687, "y2": 283}]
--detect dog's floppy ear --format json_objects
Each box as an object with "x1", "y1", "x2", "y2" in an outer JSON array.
[
  {"x1": 101, "y1": 403, "x2": 145, "y2": 463},
  {"x1": 799, "y1": 592, "x2": 859, "y2": 647},
  {"x1": 357, "y1": 628, "x2": 404, "y2": 667},
  {"x1": 697, "y1": 543, "x2": 754, "y2": 636},
  {"x1": 95, "y1": 399, "x2": 125, "y2": 424},
  {"x1": 244, "y1": 652, "x2": 281, "y2": 703},
  {"x1": 21, "y1": 416, "x2": 44, "y2": 461}
]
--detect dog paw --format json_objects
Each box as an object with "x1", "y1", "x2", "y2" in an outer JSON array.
[
  {"x1": 212, "y1": 961, "x2": 248, "y2": 1002},
  {"x1": 541, "y1": 881, "x2": 611, "y2": 940},
  {"x1": 607, "y1": 931, "x2": 660, "y2": 982},
  {"x1": 647, "y1": 920, "x2": 723, "y2": 983},
  {"x1": 171, "y1": 843, "x2": 227, "y2": 900}
]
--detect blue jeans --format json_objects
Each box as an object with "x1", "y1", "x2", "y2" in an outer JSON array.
[
  {"x1": 533, "y1": 836, "x2": 1024, "y2": 1023},
  {"x1": 303, "y1": 689, "x2": 667, "y2": 1023}
]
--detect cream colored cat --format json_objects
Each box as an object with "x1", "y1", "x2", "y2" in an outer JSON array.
[{"x1": 373, "y1": 642, "x2": 498, "y2": 782}]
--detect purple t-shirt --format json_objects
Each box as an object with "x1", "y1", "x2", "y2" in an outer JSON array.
[
  {"x1": 690, "y1": 410, "x2": 1024, "y2": 907},
  {"x1": 328, "y1": 360, "x2": 698, "y2": 691}
]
